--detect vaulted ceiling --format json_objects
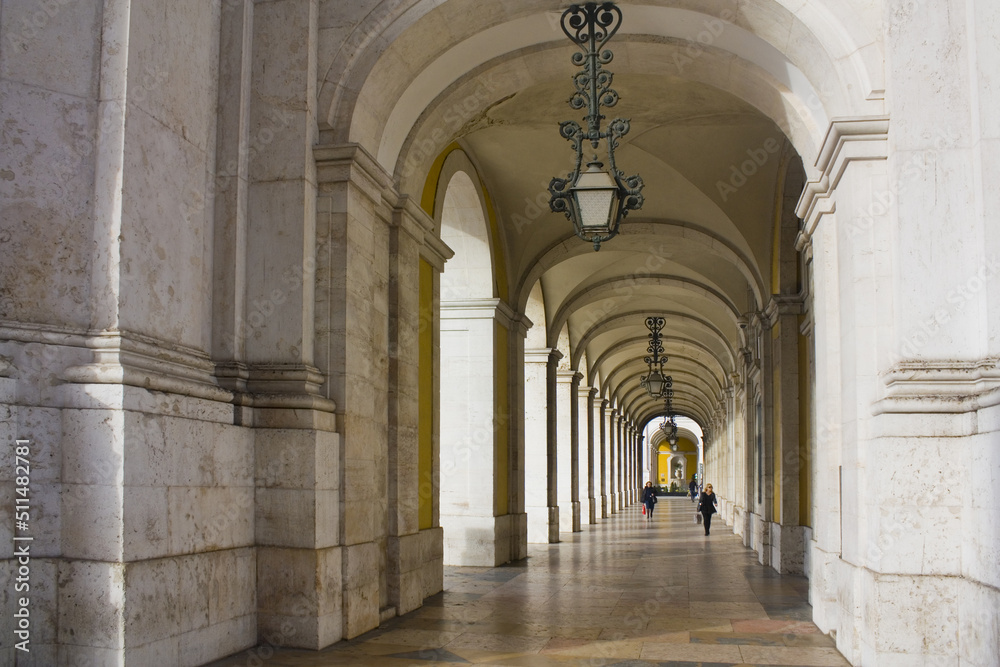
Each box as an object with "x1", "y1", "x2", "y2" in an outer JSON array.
[{"x1": 329, "y1": 0, "x2": 883, "y2": 428}]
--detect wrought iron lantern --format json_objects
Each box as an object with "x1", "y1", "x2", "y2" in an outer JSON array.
[
  {"x1": 639, "y1": 316, "x2": 671, "y2": 399},
  {"x1": 661, "y1": 394, "x2": 679, "y2": 449},
  {"x1": 548, "y1": 2, "x2": 644, "y2": 251}
]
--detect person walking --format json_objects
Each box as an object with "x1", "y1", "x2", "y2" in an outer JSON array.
[
  {"x1": 697, "y1": 483, "x2": 718, "y2": 535},
  {"x1": 641, "y1": 481, "x2": 658, "y2": 521},
  {"x1": 689, "y1": 475, "x2": 697, "y2": 503}
]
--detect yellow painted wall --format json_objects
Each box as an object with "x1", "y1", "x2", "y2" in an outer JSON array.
[
  {"x1": 418, "y1": 259, "x2": 434, "y2": 530},
  {"x1": 772, "y1": 324, "x2": 782, "y2": 521},
  {"x1": 798, "y1": 317, "x2": 812, "y2": 527},
  {"x1": 657, "y1": 439, "x2": 698, "y2": 490},
  {"x1": 494, "y1": 322, "x2": 510, "y2": 514},
  {"x1": 657, "y1": 450, "x2": 670, "y2": 484}
]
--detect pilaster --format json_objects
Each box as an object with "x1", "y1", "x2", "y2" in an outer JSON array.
[
  {"x1": 525, "y1": 349, "x2": 561, "y2": 543},
  {"x1": 315, "y1": 141, "x2": 394, "y2": 639},
  {"x1": 608, "y1": 407, "x2": 618, "y2": 513},
  {"x1": 440, "y1": 298, "x2": 520, "y2": 565},
  {"x1": 556, "y1": 370, "x2": 582, "y2": 533},
  {"x1": 600, "y1": 400, "x2": 610, "y2": 518},
  {"x1": 585, "y1": 387, "x2": 598, "y2": 524}
]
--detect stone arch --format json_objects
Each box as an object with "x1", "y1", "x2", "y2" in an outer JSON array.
[
  {"x1": 440, "y1": 170, "x2": 493, "y2": 300},
  {"x1": 514, "y1": 220, "x2": 766, "y2": 316},
  {"x1": 325, "y1": 2, "x2": 884, "y2": 184},
  {"x1": 437, "y1": 152, "x2": 513, "y2": 566}
]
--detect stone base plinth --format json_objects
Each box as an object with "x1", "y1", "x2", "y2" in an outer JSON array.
[
  {"x1": 769, "y1": 523, "x2": 806, "y2": 574},
  {"x1": 527, "y1": 505, "x2": 558, "y2": 544},
  {"x1": 51, "y1": 549, "x2": 256, "y2": 666},
  {"x1": 442, "y1": 514, "x2": 520, "y2": 566},
  {"x1": 389, "y1": 527, "x2": 443, "y2": 615},
  {"x1": 258, "y1": 545, "x2": 343, "y2": 649}
]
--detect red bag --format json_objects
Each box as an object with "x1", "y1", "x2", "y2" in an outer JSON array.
[{"x1": 641, "y1": 505, "x2": 646, "y2": 515}]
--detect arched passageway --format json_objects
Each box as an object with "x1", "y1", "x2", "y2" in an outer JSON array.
[{"x1": 4, "y1": 1, "x2": 998, "y2": 666}]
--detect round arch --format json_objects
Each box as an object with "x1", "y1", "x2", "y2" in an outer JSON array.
[{"x1": 327, "y1": 1, "x2": 884, "y2": 182}]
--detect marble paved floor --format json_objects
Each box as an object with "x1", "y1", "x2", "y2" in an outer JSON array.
[{"x1": 208, "y1": 498, "x2": 849, "y2": 666}]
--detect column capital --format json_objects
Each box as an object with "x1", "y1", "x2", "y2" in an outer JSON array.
[
  {"x1": 526, "y1": 348, "x2": 562, "y2": 364},
  {"x1": 510, "y1": 312, "x2": 535, "y2": 338},
  {"x1": 762, "y1": 293, "x2": 805, "y2": 323},
  {"x1": 556, "y1": 370, "x2": 583, "y2": 385},
  {"x1": 441, "y1": 298, "x2": 517, "y2": 327},
  {"x1": 795, "y1": 116, "x2": 889, "y2": 243},
  {"x1": 315, "y1": 142, "x2": 393, "y2": 204}
]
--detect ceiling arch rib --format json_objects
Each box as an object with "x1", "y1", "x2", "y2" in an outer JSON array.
[
  {"x1": 648, "y1": 426, "x2": 700, "y2": 449},
  {"x1": 626, "y1": 392, "x2": 714, "y2": 428},
  {"x1": 514, "y1": 220, "x2": 765, "y2": 317},
  {"x1": 618, "y1": 374, "x2": 716, "y2": 419},
  {"x1": 631, "y1": 399, "x2": 715, "y2": 424},
  {"x1": 573, "y1": 311, "x2": 738, "y2": 374},
  {"x1": 600, "y1": 357, "x2": 723, "y2": 411},
  {"x1": 639, "y1": 400, "x2": 710, "y2": 429},
  {"x1": 586, "y1": 317, "x2": 735, "y2": 399},
  {"x1": 547, "y1": 274, "x2": 742, "y2": 350},
  {"x1": 602, "y1": 362, "x2": 716, "y2": 419},
  {"x1": 638, "y1": 401, "x2": 707, "y2": 429},
  {"x1": 587, "y1": 335, "x2": 729, "y2": 397},
  {"x1": 340, "y1": 3, "x2": 885, "y2": 173}
]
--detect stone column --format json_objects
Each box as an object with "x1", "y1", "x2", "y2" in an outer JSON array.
[
  {"x1": 616, "y1": 412, "x2": 624, "y2": 510},
  {"x1": 586, "y1": 387, "x2": 598, "y2": 524},
  {"x1": 624, "y1": 423, "x2": 632, "y2": 504},
  {"x1": 525, "y1": 349, "x2": 560, "y2": 543},
  {"x1": 556, "y1": 370, "x2": 581, "y2": 533},
  {"x1": 385, "y1": 197, "x2": 450, "y2": 615},
  {"x1": 600, "y1": 399, "x2": 610, "y2": 518},
  {"x1": 608, "y1": 407, "x2": 618, "y2": 513},
  {"x1": 509, "y1": 315, "x2": 532, "y2": 559},
  {"x1": 628, "y1": 421, "x2": 640, "y2": 503},
  {"x1": 632, "y1": 426, "x2": 640, "y2": 503},
  {"x1": 650, "y1": 443, "x2": 659, "y2": 485},
  {"x1": 440, "y1": 298, "x2": 520, "y2": 565},
  {"x1": 636, "y1": 433, "x2": 645, "y2": 502},
  {"x1": 763, "y1": 296, "x2": 806, "y2": 574}
]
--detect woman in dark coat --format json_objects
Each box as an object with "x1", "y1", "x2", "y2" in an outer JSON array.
[
  {"x1": 697, "y1": 483, "x2": 718, "y2": 535},
  {"x1": 641, "y1": 481, "x2": 658, "y2": 521}
]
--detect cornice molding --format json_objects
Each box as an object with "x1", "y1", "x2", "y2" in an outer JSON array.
[
  {"x1": 874, "y1": 358, "x2": 1000, "y2": 414},
  {"x1": 795, "y1": 116, "x2": 890, "y2": 246},
  {"x1": 58, "y1": 329, "x2": 233, "y2": 403}
]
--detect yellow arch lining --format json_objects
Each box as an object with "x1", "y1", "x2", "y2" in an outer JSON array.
[
  {"x1": 419, "y1": 143, "x2": 512, "y2": 516},
  {"x1": 420, "y1": 143, "x2": 508, "y2": 302}
]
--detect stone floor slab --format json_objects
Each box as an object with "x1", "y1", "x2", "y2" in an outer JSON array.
[{"x1": 205, "y1": 499, "x2": 847, "y2": 667}]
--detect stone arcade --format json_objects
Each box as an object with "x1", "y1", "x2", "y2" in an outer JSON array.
[{"x1": 1, "y1": 1, "x2": 998, "y2": 665}]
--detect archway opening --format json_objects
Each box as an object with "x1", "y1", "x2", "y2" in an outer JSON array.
[{"x1": 438, "y1": 169, "x2": 505, "y2": 566}]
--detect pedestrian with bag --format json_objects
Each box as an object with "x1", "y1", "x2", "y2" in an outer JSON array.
[
  {"x1": 697, "y1": 483, "x2": 718, "y2": 535},
  {"x1": 641, "y1": 481, "x2": 658, "y2": 521},
  {"x1": 689, "y1": 475, "x2": 697, "y2": 503}
]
